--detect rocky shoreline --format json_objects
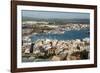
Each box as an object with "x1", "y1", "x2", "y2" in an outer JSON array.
[{"x1": 22, "y1": 38, "x2": 90, "y2": 62}]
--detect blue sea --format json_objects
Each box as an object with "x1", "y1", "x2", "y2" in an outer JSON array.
[{"x1": 30, "y1": 29, "x2": 90, "y2": 42}]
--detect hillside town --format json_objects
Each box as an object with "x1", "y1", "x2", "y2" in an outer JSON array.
[
  {"x1": 22, "y1": 21, "x2": 89, "y2": 36},
  {"x1": 22, "y1": 38, "x2": 89, "y2": 62}
]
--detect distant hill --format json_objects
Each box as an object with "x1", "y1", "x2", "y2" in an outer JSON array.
[{"x1": 22, "y1": 16, "x2": 90, "y2": 24}]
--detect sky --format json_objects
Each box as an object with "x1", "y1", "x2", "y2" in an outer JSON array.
[{"x1": 22, "y1": 10, "x2": 90, "y2": 19}]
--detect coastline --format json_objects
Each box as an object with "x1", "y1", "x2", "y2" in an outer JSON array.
[{"x1": 22, "y1": 21, "x2": 90, "y2": 62}]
